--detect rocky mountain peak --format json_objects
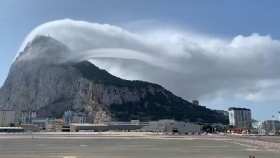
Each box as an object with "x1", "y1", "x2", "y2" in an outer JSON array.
[
  {"x1": 0, "y1": 36, "x2": 228, "y2": 124},
  {"x1": 16, "y1": 35, "x2": 71, "y2": 64}
]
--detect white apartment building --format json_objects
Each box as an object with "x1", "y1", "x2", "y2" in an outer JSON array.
[
  {"x1": 229, "y1": 107, "x2": 252, "y2": 129},
  {"x1": 0, "y1": 109, "x2": 16, "y2": 127}
]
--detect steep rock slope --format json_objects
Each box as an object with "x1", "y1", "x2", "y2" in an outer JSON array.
[{"x1": 0, "y1": 36, "x2": 227, "y2": 123}]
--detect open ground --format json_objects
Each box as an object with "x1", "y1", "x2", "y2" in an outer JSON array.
[{"x1": 0, "y1": 133, "x2": 279, "y2": 158}]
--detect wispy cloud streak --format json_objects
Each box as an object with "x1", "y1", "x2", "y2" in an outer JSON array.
[{"x1": 18, "y1": 19, "x2": 280, "y2": 102}]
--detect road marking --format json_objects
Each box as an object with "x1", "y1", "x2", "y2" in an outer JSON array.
[{"x1": 80, "y1": 144, "x2": 88, "y2": 147}]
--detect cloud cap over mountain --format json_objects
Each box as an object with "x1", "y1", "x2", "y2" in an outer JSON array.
[{"x1": 18, "y1": 19, "x2": 280, "y2": 104}]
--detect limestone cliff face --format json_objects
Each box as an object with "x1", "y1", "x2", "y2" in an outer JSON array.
[{"x1": 0, "y1": 36, "x2": 228, "y2": 124}]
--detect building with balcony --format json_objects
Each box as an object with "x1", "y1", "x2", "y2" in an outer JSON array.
[{"x1": 228, "y1": 107, "x2": 252, "y2": 129}]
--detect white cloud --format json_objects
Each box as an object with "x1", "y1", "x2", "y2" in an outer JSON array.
[{"x1": 17, "y1": 19, "x2": 280, "y2": 103}]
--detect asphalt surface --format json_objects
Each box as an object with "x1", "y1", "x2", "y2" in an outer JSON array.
[{"x1": 0, "y1": 134, "x2": 279, "y2": 158}]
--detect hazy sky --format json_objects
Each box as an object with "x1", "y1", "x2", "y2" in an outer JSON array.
[{"x1": 1, "y1": 0, "x2": 280, "y2": 120}]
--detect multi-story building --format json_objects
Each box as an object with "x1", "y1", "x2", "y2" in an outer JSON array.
[
  {"x1": 259, "y1": 120, "x2": 280, "y2": 135},
  {"x1": 20, "y1": 111, "x2": 37, "y2": 124},
  {"x1": 228, "y1": 107, "x2": 252, "y2": 129},
  {"x1": 63, "y1": 110, "x2": 73, "y2": 125},
  {"x1": 0, "y1": 109, "x2": 16, "y2": 127},
  {"x1": 63, "y1": 110, "x2": 87, "y2": 125}
]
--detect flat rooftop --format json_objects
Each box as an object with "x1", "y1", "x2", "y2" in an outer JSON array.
[{"x1": 228, "y1": 107, "x2": 251, "y2": 111}]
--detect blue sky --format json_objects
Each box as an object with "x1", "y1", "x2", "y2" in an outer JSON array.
[{"x1": 1, "y1": 0, "x2": 280, "y2": 120}]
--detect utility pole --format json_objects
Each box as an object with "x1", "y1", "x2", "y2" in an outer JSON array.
[{"x1": 272, "y1": 115, "x2": 276, "y2": 135}]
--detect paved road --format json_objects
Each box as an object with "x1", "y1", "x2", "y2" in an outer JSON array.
[{"x1": 0, "y1": 135, "x2": 279, "y2": 158}]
